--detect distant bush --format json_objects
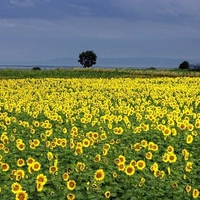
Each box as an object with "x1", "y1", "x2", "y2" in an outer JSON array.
[
  {"x1": 32, "y1": 67, "x2": 41, "y2": 70},
  {"x1": 179, "y1": 61, "x2": 189, "y2": 69},
  {"x1": 189, "y1": 64, "x2": 200, "y2": 71},
  {"x1": 148, "y1": 67, "x2": 156, "y2": 70}
]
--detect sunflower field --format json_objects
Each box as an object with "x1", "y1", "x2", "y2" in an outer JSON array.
[{"x1": 0, "y1": 77, "x2": 200, "y2": 200}]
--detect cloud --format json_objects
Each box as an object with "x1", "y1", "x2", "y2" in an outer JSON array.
[
  {"x1": 9, "y1": 0, "x2": 35, "y2": 7},
  {"x1": 2, "y1": 0, "x2": 200, "y2": 25},
  {"x1": 9, "y1": 0, "x2": 51, "y2": 8},
  {"x1": 112, "y1": 0, "x2": 200, "y2": 24},
  {"x1": 0, "y1": 0, "x2": 200, "y2": 62}
]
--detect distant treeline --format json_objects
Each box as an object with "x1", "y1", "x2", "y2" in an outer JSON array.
[
  {"x1": 189, "y1": 63, "x2": 200, "y2": 71},
  {"x1": 179, "y1": 61, "x2": 200, "y2": 71}
]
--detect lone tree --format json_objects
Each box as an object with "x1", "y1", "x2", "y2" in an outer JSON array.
[
  {"x1": 179, "y1": 61, "x2": 189, "y2": 69},
  {"x1": 78, "y1": 50, "x2": 97, "y2": 68}
]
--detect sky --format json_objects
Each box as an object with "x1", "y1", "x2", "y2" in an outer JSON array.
[{"x1": 0, "y1": 0, "x2": 200, "y2": 63}]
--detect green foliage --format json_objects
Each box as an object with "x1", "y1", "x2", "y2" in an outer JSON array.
[
  {"x1": 0, "y1": 68, "x2": 200, "y2": 79},
  {"x1": 179, "y1": 61, "x2": 189, "y2": 69},
  {"x1": 78, "y1": 50, "x2": 97, "y2": 68}
]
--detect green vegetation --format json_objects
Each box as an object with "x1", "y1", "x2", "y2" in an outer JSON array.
[
  {"x1": 0, "y1": 67, "x2": 200, "y2": 79},
  {"x1": 179, "y1": 61, "x2": 189, "y2": 69}
]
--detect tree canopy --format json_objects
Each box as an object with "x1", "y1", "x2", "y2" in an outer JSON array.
[
  {"x1": 179, "y1": 61, "x2": 189, "y2": 69},
  {"x1": 78, "y1": 50, "x2": 97, "y2": 68}
]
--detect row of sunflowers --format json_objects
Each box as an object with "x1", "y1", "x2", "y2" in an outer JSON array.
[{"x1": 0, "y1": 77, "x2": 200, "y2": 199}]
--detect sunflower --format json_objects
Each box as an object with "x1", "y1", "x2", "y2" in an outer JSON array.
[
  {"x1": 46, "y1": 141, "x2": 51, "y2": 148},
  {"x1": 115, "y1": 139, "x2": 121, "y2": 144},
  {"x1": 187, "y1": 124, "x2": 194, "y2": 131},
  {"x1": 33, "y1": 120, "x2": 40, "y2": 127},
  {"x1": 186, "y1": 185, "x2": 192, "y2": 193},
  {"x1": 167, "y1": 146, "x2": 174, "y2": 153},
  {"x1": 192, "y1": 131, "x2": 198, "y2": 136},
  {"x1": 136, "y1": 160, "x2": 146, "y2": 170},
  {"x1": 94, "y1": 154, "x2": 101, "y2": 162},
  {"x1": 62, "y1": 172, "x2": 69, "y2": 181},
  {"x1": 56, "y1": 138, "x2": 62, "y2": 146},
  {"x1": 168, "y1": 153, "x2": 177, "y2": 163},
  {"x1": 114, "y1": 158, "x2": 120, "y2": 165},
  {"x1": 75, "y1": 147, "x2": 83, "y2": 155},
  {"x1": 32, "y1": 161, "x2": 41, "y2": 172},
  {"x1": 104, "y1": 191, "x2": 111, "y2": 199},
  {"x1": 0, "y1": 143, "x2": 4, "y2": 150},
  {"x1": 152, "y1": 144, "x2": 158, "y2": 151},
  {"x1": 26, "y1": 157, "x2": 35, "y2": 166},
  {"x1": 61, "y1": 139, "x2": 67, "y2": 147},
  {"x1": 112, "y1": 172, "x2": 117, "y2": 178},
  {"x1": 193, "y1": 189, "x2": 199, "y2": 199},
  {"x1": 49, "y1": 166, "x2": 58, "y2": 174},
  {"x1": 17, "y1": 158, "x2": 25, "y2": 167},
  {"x1": 92, "y1": 183, "x2": 98, "y2": 190},
  {"x1": 1, "y1": 163, "x2": 9, "y2": 172},
  {"x1": 185, "y1": 162, "x2": 193, "y2": 172},
  {"x1": 33, "y1": 139, "x2": 40, "y2": 147},
  {"x1": 92, "y1": 132, "x2": 99, "y2": 140},
  {"x1": 125, "y1": 165, "x2": 135, "y2": 176},
  {"x1": 130, "y1": 159, "x2": 136, "y2": 167},
  {"x1": 103, "y1": 149, "x2": 108, "y2": 156},
  {"x1": 171, "y1": 182, "x2": 178, "y2": 189},
  {"x1": 80, "y1": 163, "x2": 85, "y2": 171},
  {"x1": 118, "y1": 163, "x2": 125, "y2": 171},
  {"x1": 171, "y1": 128, "x2": 177, "y2": 136},
  {"x1": 148, "y1": 142, "x2": 155, "y2": 151},
  {"x1": 16, "y1": 142, "x2": 25, "y2": 151},
  {"x1": 178, "y1": 122, "x2": 186, "y2": 130},
  {"x1": 67, "y1": 193, "x2": 75, "y2": 200},
  {"x1": 36, "y1": 174, "x2": 47, "y2": 185},
  {"x1": 29, "y1": 143, "x2": 36, "y2": 150},
  {"x1": 16, "y1": 169, "x2": 25, "y2": 180},
  {"x1": 15, "y1": 190, "x2": 28, "y2": 200},
  {"x1": 118, "y1": 155, "x2": 126, "y2": 164},
  {"x1": 70, "y1": 142, "x2": 75, "y2": 149},
  {"x1": 67, "y1": 180, "x2": 76, "y2": 190},
  {"x1": 186, "y1": 135, "x2": 193, "y2": 144},
  {"x1": 94, "y1": 169, "x2": 105, "y2": 181},
  {"x1": 154, "y1": 170, "x2": 161, "y2": 178},
  {"x1": 5, "y1": 117, "x2": 11, "y2": 125},
  {"x1": 11, "y1": 182, "x2": 22, "y2": 194},
  {"x1": 36, "y1": 183, "x2": 44, "y2": 192},
  {"x1": 195, "y1": 120, "x2": 200, "y2": 129},
  {"x1": 145, "y1": 152, "x2": 153, "y2": 160},
  {"x1": 141, "y1": 139, "x2": 148, "y2": 148},
  {"x1": 82, "y1": 138, "x2": 90, "y2": 147},
  {"x1": 182, "y1": 148, "x2": 188, "y2": 156},
  {"x1": 3, "y1": 147, "x2": 8, "y2": 154},
  {"x1": 47, "y1": 152, "x2": 53, "y2": 161},
  {"x1": 63, "y1": 127, "x2": 67, "y2": 134},
  {"x1": 50, "y1": 142, "x2": 57, "y2": 149},
  {"x1": 110, "y1": 139, "x2": 115, "y2": 145},
  {"x1": 103, "y1": 143, "x2": 110, "y2": 150},
  {"x1": 113, "y1": 127, "x2": 123, "y2": 135},
  {"x1": 160, "y1": 170, "x2": 165, "y2": 178},
  {"x1": 100, "y1": 133, "x2": 107, "y2": 140}
]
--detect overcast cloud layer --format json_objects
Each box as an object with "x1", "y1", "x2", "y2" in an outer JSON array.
[{"x1": 0, "y1": 0, "x2": 200, "y2": 64}]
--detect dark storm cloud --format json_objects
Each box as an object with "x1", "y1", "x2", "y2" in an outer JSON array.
[{"x1": 0, "y1": 0, "x2": 200, "y2": 62}]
